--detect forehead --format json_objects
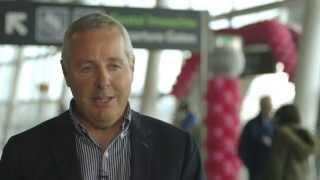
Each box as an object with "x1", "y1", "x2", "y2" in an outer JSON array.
[
  {"x1": 70, "y1": 25, "x2": 122, "y2": 41},
  {"x1": 66, "y1": 27, "x2": 128, "y2": 63},
  {"x1": 69, "y1": 27, "x2": 125, "y2": 53}
]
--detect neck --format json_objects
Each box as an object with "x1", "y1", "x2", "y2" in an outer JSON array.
[
  {"x1": 260, "y1": 112, "x2": 270, "y2": 118},
  {"x1": 82, "y1": 118, "x2": 123, "y2": 151}
]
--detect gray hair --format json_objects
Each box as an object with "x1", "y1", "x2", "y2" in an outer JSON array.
[{"x1": 61, "y1": 13, "x2": 135, "y2": 66}]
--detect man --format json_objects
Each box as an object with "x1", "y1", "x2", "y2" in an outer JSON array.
[
  {"x1": 174, "y1": 102, "x2": 198, "y2": 132},
  {"x1": 0, "y1": 13, "x2": 202, "y2": 180},
  {"x1": 238, "y1": 96, "x2": 274, "y2": 180},
  {"x1": 174, "y1": 102, "x2": 201, "y2": 145}
]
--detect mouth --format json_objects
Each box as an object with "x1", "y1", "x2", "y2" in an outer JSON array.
[{"x1": 92, "y1": 96, "x2": 115, "y2": 106}]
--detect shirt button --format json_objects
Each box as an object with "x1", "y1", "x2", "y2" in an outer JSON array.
[{"x1": 104, "y1": 151, "x2": 109, "y2": 158}]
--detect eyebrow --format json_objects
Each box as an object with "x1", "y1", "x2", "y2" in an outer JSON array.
[
  {"x1": 75, "y1": 56, "x2": 126, "y2": 65},
  {"x1": 105, "y1": 57, "x2": 126, "y2": 64},
  {"x1": 76, "y1": 59, "x2": 95, "y2": 65}
]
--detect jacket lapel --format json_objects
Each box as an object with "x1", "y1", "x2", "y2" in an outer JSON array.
[
  {"x1": 130, "y1": 111, "x2": 152, "y2": 180},
  {"x1": 50, "y1": 111, "x2": 82, "y2": 180}
]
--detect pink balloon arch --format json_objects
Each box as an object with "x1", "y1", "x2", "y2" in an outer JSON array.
[
  {"x1": 171, "y1": 20, "x2": 299, "y2": 99},
  {"x1": 217, "y1": 20, "x2": 298, "y2": 81},
  {"x1": 171, "y1": 20, "x2": 299, "y2": 180}
]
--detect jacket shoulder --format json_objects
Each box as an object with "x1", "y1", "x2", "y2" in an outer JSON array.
[
  {"x1": 131, "y1": 111, "x2": 202, "y2": 178},
  {"x1": 5, "y1": 111, "x2": 70, "y2": 145},
  {"x1": 131, "y1": 110, "x2": 189, "y2": 138}
]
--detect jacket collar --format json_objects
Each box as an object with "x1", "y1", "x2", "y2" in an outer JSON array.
[
  {"x1": 49, "y1": 111, "x2": 82, "y2": 180},
  {"x1": 130, "y1": 111, "x2": 152, "y2": 180}
]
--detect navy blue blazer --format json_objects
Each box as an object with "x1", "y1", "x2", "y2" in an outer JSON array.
[{"x1": 0, "y1": 110, "x2": 202, "y2": 180}]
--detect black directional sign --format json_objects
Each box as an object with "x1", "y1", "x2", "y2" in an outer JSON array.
[
  {"x1": 0, "y1": 2, "x2": 35, "y2": 44},
  {"x1": 241, "y1": 51, "x2": 276, "y2": 77},
  {"x1": 0, "y1": 2, "x2": 202, "y2": 50}
]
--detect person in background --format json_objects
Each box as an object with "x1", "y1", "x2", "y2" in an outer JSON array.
[
  {"x1": 173, "y1": 102, "x2": 201, "y2": 146},
  {"x1": 174, "y1": 102, "x2": 199, "y2": 132},
  {"x1": 263, "y1": 104, "x2": 317, "y2": 180},
  {"x1": 0, "y1": 13, "x2": 202, "y2": 180},
  {"x1": 238, "y1": 96, "x2": 274, "y2": 180}
]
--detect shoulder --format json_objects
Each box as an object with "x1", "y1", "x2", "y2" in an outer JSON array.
[
  {"x1": 131, "y1": 111, "x2": 200, "y2": 158},
  {"x1": 131, "y1": 112, "x2": 202, "y2": 179},
  {"x1": 131, "y1": 110, "x2": 189, "y2": 138},
  {"x1": 131, "y1": 111, "x2": 201, "y2": 162},
  {"x1": 0, "y1": 112, "x2": 72, "y2": 178},
  {"x1": 130, "y1": 110, "x2": 198, "y2": 150},
  {"x1": 280, "y1": 126, "x2": 315, "y2": 142},
  {"x1": 4, "y1": 111, "x2": 70, "y2": 147},
  {"x1": 242, "y1": 117, "x2": 257, "y2": 131},
  {"x1": 245, "y1": 114, "x2": 267, "y2": 128}
]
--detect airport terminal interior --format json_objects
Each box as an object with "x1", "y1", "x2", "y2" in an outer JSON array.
[{"x1": 1, "y1": 0, "x2": 319, "y2": 179}]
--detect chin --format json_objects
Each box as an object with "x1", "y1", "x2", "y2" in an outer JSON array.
[
  {"x1": 90, "y1": 119, "x2": 113, "y2": 129},
  {"x1": 94, "y1": 114, "x2": 119, "y2": 126}
]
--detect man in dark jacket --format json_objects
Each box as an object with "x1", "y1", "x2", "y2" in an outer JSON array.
[
  {"x1": 239, "y1": 96, "x2": 274, "y2": 180},
  {"x1": 0, "y1": 13, "x2": 203, "y2": 180}
]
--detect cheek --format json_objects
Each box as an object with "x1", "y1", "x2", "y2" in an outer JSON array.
[
  {"x1": 70, "y1": 77, "x2": 93, "y2": 96},
  {"x1": 113, "y1": 69, "x2": 133, "y2": 88},
  {"x1": 113, "y1": 80, "x2": 131, "y2": 100},
  {"x1": 120, "y1": 74, "x2": 133, "y2": 90}
]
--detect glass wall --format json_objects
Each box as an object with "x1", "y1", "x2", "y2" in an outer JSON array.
[{"x1": 0, "y1": 0, "x2": 290, "y2": 154}]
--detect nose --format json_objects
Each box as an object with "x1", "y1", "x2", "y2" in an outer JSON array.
[{"x1": 96, "y1": 68, "x2": 111, "y2": 89}]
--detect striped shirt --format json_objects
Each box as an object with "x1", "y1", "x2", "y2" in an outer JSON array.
[{"x1": 70, "y1": 101, "x2": 131, "y2": 180}]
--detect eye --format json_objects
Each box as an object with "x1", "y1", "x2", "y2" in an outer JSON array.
[
  {"x1": 79, "y1": 64, "x2": 94, "y2": 73},
  {"x1": 108, "y1": 63, "x2": 121, "y2": 71}
]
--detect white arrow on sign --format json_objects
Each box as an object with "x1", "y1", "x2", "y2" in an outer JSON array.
[{"x1": 5, "y1": 12, "x2": 28, "y2": 36}]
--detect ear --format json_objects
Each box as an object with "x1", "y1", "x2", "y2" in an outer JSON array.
[{"x1": 60, "y1": 60, "x2": 70, "y2": 87}]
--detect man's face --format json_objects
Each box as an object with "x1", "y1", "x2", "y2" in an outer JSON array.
[{"x1": 63, "y1": 26, "x2": 134, "y2": 129}]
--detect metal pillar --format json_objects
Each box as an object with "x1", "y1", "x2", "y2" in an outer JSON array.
[
  {"x1": 294, "y1": 0, "x2": 320, "y2": 131},
  {"x1": 140, "y1": 50, "x2": 161, "y2": 116},
  {"x1": 294, "y1": 1, "x2": 320, "y2": 179},
  {"x1": 200, "y1": 11, "x2": 210, "y2": 120},
  {"x1": 1, "y1": 47, "x2": 24, "y2": 147},
  {"x1": 140, "y1": 0, "x2": 166, "y2": 116}
]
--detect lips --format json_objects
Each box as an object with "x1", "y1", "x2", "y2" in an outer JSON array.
[{"x1": 92, "y1": 96, "x2": 115, "y2": 105}]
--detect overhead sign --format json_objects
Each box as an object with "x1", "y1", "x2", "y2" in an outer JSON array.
[
  {"x1": 5, "y1": 12, "x2": 28, "y2": 36},
  {"x1": 0, "y1": 2, "x2": 202, "y2": 50},
  {"x1": 241, "y1": 51, "x2": 276, "y2": 77}
]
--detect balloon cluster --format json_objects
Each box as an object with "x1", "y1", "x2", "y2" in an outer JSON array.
[{"x1": 205, "y1": 35, "x2": 244, "y2": 180}]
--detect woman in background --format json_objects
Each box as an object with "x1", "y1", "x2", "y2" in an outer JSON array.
[{"x1": 264, "y1": 104, "x2": 317, "y2": 180}]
